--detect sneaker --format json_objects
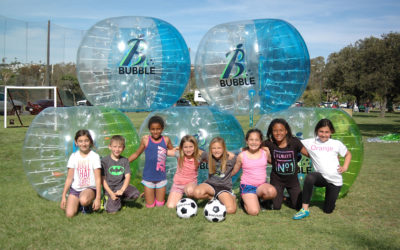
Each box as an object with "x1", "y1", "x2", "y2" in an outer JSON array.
[
  {"x1": 293, "y1": 208, "x2": 309, "y2": 220},
  {"x1": 81, "y1": 205, "x2": 93, "y2": 214}
]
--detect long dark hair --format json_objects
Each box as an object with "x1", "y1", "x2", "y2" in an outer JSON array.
[
  {"x1": 266, "y1": 118, "x2": 294, "y2": 143},
  {"x1": 74, "y1": 129, "x2": 94, "y2": 148},
  {"x1": 244, "y1": 128, "x2": 263, "y2": 150},
  {"x1": 314, "y1": 119, "x2": 335, "y2": 136}
]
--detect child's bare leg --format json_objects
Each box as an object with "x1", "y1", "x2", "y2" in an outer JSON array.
[
  {"x1": 184, "y1": 183, "x2": 197, "y2": 198},
  {"x1": 155, "y1": 186, "x2": 166, "y2": 206},
  {"x1": 242, "y1": 193, "x2": 260, "y2": 216},
  {"x1": 257, "y1": 183, "x2": 277, "y2": 200},
  {"x1": 193, "y1": 183, "x2": 214, "y2": 200},
  {"x1": 79, "y1": 188, "x2": 95, "y2": 207},
  {"x1": 144, "y1": 186, "x2": 155, "y2": 207},
  {"x1": 218, "y1": 192, "x2": 237, "y2": 214},
  {"x1": 166, "y1": 192, "x2": 183, "y2": 208},
  {"x1": 65, "y1": 195, "x2": 80, "y2": 218}
]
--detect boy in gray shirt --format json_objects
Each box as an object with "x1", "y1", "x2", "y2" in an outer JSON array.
[{"x1": 101, "y1": 135, "x2": 140, "y2": 213}]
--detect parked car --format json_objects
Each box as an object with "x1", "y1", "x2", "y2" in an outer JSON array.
[
  {"x1": 0, "y1": 92, "x2": 24, "y2": 115},
  {"x1": 358, "y1": 104, "x2": 366, "y2": 112},
  {"x1": 76, "y1": 100, "x2": 92, "y2": 106},
  {"x1": 175, "y1": 98, "x2": 191, "y2": 106},
  {"x1": 25, "y1": 99, "x2": 62, "y2": 115},
  {"x1": 320, "y1": 102, "x2": 333, "y2": 108}
]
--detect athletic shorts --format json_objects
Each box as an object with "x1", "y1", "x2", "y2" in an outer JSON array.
[
  {"x1": 141, "y1": 179, "x2": 168, "y2": 189},
  {"x1": 105, "y1": 185, "x2": 140, "y2": 213},
  {"x1": 69, "y1": 187, "x2": 96, "y2": 198},
  {"x1": 204, "y1": 182, "x2": 235, "y2": 198},
  {"x1": 240, "y1": 184, "x2": 258, "y2": 194},
  {"x1": 170, "y1": 182, "x2": 196, "y2": 194}
]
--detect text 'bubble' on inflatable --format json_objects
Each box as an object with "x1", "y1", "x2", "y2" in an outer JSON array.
[
  {"x1": 22, "y1": 107, "x2": 140, "y2": 201},
  {"x1": 77, "y1": 16, "x2": 191, "y2": 112},
  {"x1": 255, "y1": 107, "x2": 363, "y2": 201},
  {"x1": 136, "y1": 106, "x2": 245, "y2": 193},
  {"x1": 195, "y1": 19, "x2": 310, "y2": 116}
]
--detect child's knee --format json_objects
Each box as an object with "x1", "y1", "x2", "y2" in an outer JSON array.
[
  {"x1": 193, "y1": 188, "x2": 202, "y2": 198},
  {"x1": 79, "y1": 197, "x2": 92, "y2": 206},
  {"x1": 246, "y1": 207, "x2": 260, "y2": 216},
  {"x1": 65, "y1": 210, "x2": 76, "y2": 218},
  {"x1": 226, "y1": 204, "x2": 237, "y2": 214}
]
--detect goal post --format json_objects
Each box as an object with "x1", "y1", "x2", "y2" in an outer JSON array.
[{"x1": 4, "y1": 86, "x2": 57, "y2": 128}]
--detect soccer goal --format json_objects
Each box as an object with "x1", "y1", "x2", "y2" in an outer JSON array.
[{"x1": 3, "y1": 86, "x2": 57, "y2": 128}]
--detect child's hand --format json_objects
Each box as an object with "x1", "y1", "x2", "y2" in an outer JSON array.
[
  {"x1": 60, "y1": 197, "x2": 66, "y2": 210},
  {"x1": 92, "y1": 198, "x2": 101, "y2": 211},
  {"x1": 338, "y1": 165, "x2": 347, "y2": 173},
  {"x1": 115, "y1": 189, "x2": 124, "y2": 196},
  {"x1": 110, "y1": 193, "x2": 119, "y2": 200}
]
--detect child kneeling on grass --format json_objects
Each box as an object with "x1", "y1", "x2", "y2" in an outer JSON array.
[
  {"x1": 293, "y1": 119, "x2": 352, "y2": 220},
  {"x1": 102, "y1": 135, "x2": 140, "y2": 213},
  {"x1": 60, "y1": 130, "x2": 102, "y2": 217}
]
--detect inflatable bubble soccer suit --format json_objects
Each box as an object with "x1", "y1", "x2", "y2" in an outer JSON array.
[
  {"x1": 22, "y1": 107, "x2": 140, "y2": 201},
  {"x1": 137, "y1": 106, "x2": 245, "y2": 193},
  {"x1": 255, "y1": 107, "x2": 363, "y2": 200},
  {"x1": 77, "y1": 16, "x2": 191, "y2": 112},
  {"x1": 195, "y1": 19, "x2": 310, "y2": 115}
]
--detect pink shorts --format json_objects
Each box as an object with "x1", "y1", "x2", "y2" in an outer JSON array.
[{"x1": 170, "y1": 182, "x2": 196, "y2": 194}]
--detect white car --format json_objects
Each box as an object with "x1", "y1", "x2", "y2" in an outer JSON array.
[{"x1": 0, "y1": 92, "x2": 24, "y2": 115}]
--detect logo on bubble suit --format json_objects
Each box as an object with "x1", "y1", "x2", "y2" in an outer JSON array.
[
  {"x1": 119, "y1": 35, "x2": 156, "y2": 75},
  {"x1": 220, "y1": 44, "x2": 255, "y2": 88}
]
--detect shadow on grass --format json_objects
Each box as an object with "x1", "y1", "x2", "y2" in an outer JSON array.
[
  {"x1": 124, "y1": 199, "x2": 144, "y2": 209},
  {"x1": 358, "y1": 123, "x2": 400, "y2": 137}
]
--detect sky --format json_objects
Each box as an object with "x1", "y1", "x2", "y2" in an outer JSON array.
[{"x1": 1, "y1": 0, "x2": 399, "y2": 61}]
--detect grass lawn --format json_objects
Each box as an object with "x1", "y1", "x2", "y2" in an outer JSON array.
[{"x1": 0, "y1": 110, "x2": 399, "y2": 249}]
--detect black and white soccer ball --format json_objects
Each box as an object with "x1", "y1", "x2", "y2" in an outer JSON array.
[
  {"x1": 176, "y1": 198, "x2": 198, "y2": 219},
  {"x1": 204, "y1": 199, "x2": 226, "y2": 222}
]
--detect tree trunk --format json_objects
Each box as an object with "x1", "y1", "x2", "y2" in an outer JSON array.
[{"x1": 380, "y1": 95, "x2": 387, "y2": 117}]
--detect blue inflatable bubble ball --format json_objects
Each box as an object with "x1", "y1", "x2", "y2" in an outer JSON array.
[
  {"x1": 255, "y1": 107, "x2": 363, "y2": 200},
  {"x1": 195, "y1": 19, "x2": 310, "y2": 115},
  {"x1": 136, "y1": 106, "x2": 245, "y2": 192},
  {"x1": 22, "y1": 107, "x2": 140, "y2": 201},
  {"x1": 77, "y1": 16, "x2": 191, "y2": 111}
]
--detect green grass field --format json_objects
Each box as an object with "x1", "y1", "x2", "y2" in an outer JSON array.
[{"x1": 0, "y1": 111, "x2": 399, "y2": 249}]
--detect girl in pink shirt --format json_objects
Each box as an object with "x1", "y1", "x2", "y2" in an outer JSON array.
[
  {"x1": 232, "y1": 128, "x2": 277, "y2": 216},
  {"x1": 166, "y1": 135, "x2": 204, "y2": 208}
]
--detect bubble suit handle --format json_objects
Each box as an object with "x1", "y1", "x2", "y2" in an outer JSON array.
[
  {"x1": 195, "y1": 19, "x2": 310, "y2": 115},
  {"x1": 77, "y1": 16, "x2": 191, "y2": 111}
]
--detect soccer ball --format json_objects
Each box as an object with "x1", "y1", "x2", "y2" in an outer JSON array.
[
  {"x1": 204, "y1": 199, "x2": 226, "y2": 222},
  {"x1": 176, "y1": 198, "x2": 198, "y2": 219}
]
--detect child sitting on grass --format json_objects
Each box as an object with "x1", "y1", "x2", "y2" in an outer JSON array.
[{"x1": 102, "y1": 135, "x2": 140, "y2": 213}]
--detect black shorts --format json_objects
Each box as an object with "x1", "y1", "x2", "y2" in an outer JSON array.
[{"x1": 204, "y1": 181, "x2": 234, "y2": 199}]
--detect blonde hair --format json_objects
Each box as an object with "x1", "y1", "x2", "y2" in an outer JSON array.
[
  {"x1": 110, "y1": 135, "x2": 125, "y2": 147},
  {"x1": 208, "y1": 137, "x2": 228, "y2": 175},
  {"x1": 178, "y1": 135, "x2": 200, "y2": 169}
]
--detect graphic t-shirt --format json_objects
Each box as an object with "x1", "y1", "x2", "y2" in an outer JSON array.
[
  {"x1": 301, "y1": 137, "x2": 348, "y2": 186},
  {"x1": 264, "y1": 137, "x2": 304, "y2": 176},
  {"x1": 101, "y1": 155, "x2": 131, "y2": 192},
  {"x1": 205, "y1": 152, "x2": 237, "y2": 189},
  {"x1": 67, "y1": 150, "x2": 101, "y2": 191}
]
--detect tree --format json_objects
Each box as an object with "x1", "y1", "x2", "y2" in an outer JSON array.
[
  {"x1": 324, "y1": 33, "x2": 400, "y2": 117},
  {"x1": 301, "y1": 56, "x2": 325, "y2": 106},
  {"x1": 52, "y1": 63, "x2": 84, "y2": 106}
]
